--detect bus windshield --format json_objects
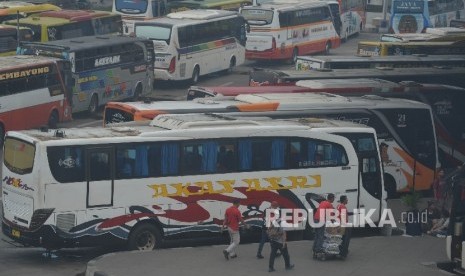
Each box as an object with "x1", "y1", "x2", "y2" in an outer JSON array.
[
  {"x1": 115, "y1": 0, "x2": 149, "y2": 14},
  {"x1": 135, "y1": 24, "x2": 172, "y2": 42},
  {"x1": 240, "y1": 9, "x2": 273, "y2": 24}
]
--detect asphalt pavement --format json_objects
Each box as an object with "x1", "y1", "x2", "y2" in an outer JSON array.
[{"x1": 85, "y1": 235, "x2": 452, "y2": 276}]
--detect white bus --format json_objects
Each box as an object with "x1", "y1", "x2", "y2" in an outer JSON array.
[
  {"x1": 103, "y1": 93, "x2": 438, "y2": 198},
  {"x1": 2, "y1": 113, "x2": 385, "y2": 250},
  {"x1": 134, "y1": 9, "x2": 247, "y2": 84},
  {"x1": 240, "y1": 0, "x2": 341, "y2": 63}
]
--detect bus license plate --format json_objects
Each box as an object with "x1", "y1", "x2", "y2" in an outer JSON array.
[{"x1": 11, "y1": 229, "x2": 20, "y2": 238}]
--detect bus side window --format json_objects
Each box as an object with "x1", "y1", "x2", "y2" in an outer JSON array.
[{"x1": 90, "y1": 152, "x2": 110, "y2": 181}]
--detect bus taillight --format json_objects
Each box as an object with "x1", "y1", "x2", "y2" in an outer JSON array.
[{"x1": 168, "y1": 57, "x2": 176, "y2": 74}]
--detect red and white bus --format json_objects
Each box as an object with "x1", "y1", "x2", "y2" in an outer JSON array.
[
  {"x1": 0, "y1": 55, "x2": 72, "y2": 143},
  {"x1": 240, "y1": 0, "x2": 341, "y2": 63}
]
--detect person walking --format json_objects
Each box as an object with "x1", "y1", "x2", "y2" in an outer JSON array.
[
  {"x1": 223, "y1": 199, "x2": 246, "y2": 260},
  {"x1": 267, "y1": 211, "x2": 294, "y2": 272},
  {"x1": 257, "y1": 201, "x2": 281, "y2": 259},
  {"x1": 337, "y1": 195, "x2": 351, "y2": 258},
  {"x1": 312, "y1": 193, "x2": 335, "y2": 257}
]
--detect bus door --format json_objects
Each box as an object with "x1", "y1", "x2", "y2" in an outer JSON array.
[
  {"x1": 337, "y1": 133, "x2": 384, "y2": 220},
  {"x1": 86, "y1": 148, "x2": 114, "y2": 207}
]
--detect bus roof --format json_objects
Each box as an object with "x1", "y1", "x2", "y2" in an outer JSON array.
[
  {"x1": 19, "y1": 35, "x2": 151, "y2": 52},
  {"x1": 168, "y1": 0, "x2": 252, "y2": 9},
  {"x1": 6, "y1": 9, "x2": 116, "y2": 25},
  {"x1": 13, "y1": 114, "x2": 321, "y2": 143},
  {"x1": 108, "y1": 93, "x2": 430, "y2": 116},
  {"x1": 138, "y1": 9, "x2": 239, "y2": 26},
  {"x1": 0, "y1": 1, "x2": 60, "y2": 15},
  {"x1": 296, "y1": 54, "x2": 465, "y2": 63},
  {"x1": 249, "y1": 66, "x2": 465, "y2": 83},
  {"x1": 241, "y1": 0, "x2": 329, "y2": 11},
  {"x1": 0, "y1": 55, "x2": 60, "y2": 70},
  {"x1": 13, "y1": 113, "x2": 377, "y2": 144},
  {"x1": 295, "y1": 78, "x2": 400, "y2": 89}
]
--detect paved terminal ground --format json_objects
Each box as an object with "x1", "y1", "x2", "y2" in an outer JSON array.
[{"x1": 86, "y1": 235, "x2": 452, "y2": 276}]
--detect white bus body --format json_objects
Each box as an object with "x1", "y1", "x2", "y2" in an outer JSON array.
[
  {"x1": 2, "y1": 114, "x2": 382, "y2": 250},
  {"x1": 134, "y1": 9, "x2": 247, "y2": 83},
  {"x1": 240, "y1": 0, "x2": 341, "y2": 62}
]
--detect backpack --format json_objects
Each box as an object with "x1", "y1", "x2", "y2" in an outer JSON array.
[{"x1": 267, "y1": 224, "x2": 282, "y2": 241}]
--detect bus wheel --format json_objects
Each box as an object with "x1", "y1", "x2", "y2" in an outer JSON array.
[
  {"x1": 133, "y1": 84, "x2": 142, "y2": 101},
  {"x1": 0, "y1": 124, "x2": 4, "y2": 145},
  {"x1": 128, "y1": 223, "x2": 162, "y2": 251},
  {"x1": 88, "y1": 94, "x2": 98, "y2": 115},
  {"x1": 324, "y1": 42, "x2": 331, "y2": 55},
  {"x1": 191, "y1": 66, "x2": 200, "y2": 85},
  {"x1": 291, "y1": 47, "x2": 298, "y2": 64},
  {"x1": 228, "y1": 56, "x2": 236, "y2": 73},
  {"x1": 48, "y1": 110, "x2": 59, "y2": 129}
]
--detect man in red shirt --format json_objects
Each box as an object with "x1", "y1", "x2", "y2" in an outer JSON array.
[
  {"x1": 223, "y1": 199, "x2": 246, "y2": 260},
  {"x1": 312, "y1": 193, "x2": 335, "y2": 256}
]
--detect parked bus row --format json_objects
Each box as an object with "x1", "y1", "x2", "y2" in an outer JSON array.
[
  {"x1": 103, "y1": 93, "x2": 437, "y2": 198},
  {"x1": 0, "y1": 34, "x2": 154, "y2": 144},
  {"x1": 295, "y1": 54, "x2": 465, "y2": 70},
  {"x1": 2, "y1": 112, "x2": 386, "y2": 250}
]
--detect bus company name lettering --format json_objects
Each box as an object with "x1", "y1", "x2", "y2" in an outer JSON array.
[
  {"x1": 94, "y1": 55, "x2": 121, "y2": 67},
  {"x1": 3, "y1": 176, "x2": 34, "y2": 191},
  {"x1": 0, "y1": 66, "x2": 50, "y2": 80},
  {"x1": 149, "y1": 175, "x2": 321, "y2": 198},
  {"x1": 78, "y1": 75, "x2": 98, "y2": 84}
]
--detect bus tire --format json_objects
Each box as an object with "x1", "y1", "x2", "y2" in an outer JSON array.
[
  {"x1": 127, "y1": 223, "x2": 162, "y2": 251},
  {"x1": 324, "y1": 42, "x2": 331, "y2": 55},
  {"x1": 133, "y1": 84, "x2": 142, "y2": 101},
  {"x1": 228, "y1": 56, "x2": 236, "y2": 73},
  {"x1": 291, "y1": 47, "x2": 298, "y2": 64},
  {"x1": 0, "y1": 124, "x2": 4, "y2": 145},
  {"x1": 48, "y1": 110, "x2": 59, "y2": 129},
  {"x1": 191, "y1": 66, "x2": 200, "y2": 85},
  {"x1": 88, "y1": 94, "x2": 98, "y2": 115}
]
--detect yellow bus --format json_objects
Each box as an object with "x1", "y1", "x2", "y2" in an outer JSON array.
[
  {"x1": 357, "y1": 39, "x2": 465, "y2": 56},
  {"x1": 4, "y1": 9, "x2": 121, "y2": 42},
  {"x1": 0, "y1": 1, "x2": 60, "y2": 23},
  {"x1": 0, "y1": 24, "x2": 33, "y2": 56}
]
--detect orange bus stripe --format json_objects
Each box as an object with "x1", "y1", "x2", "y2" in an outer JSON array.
[{"x1": 234, "y1": 102, "x2": 279, "y2": 112}]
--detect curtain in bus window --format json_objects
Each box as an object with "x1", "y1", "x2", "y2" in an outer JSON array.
[
  {"x1": 135, "y1": 145, "x2": 149, "y2": 177},
  {"x1": 271, "y1": 139, "x2": 285, "y2": 169},
  {"x1": 161, "y1": 143, "x2": 179, "y2": 175},
  {"x1": 307, "y1": 141, "x2": 317, "y2": 166},
  {"x1": 239, "y1": 139, "x2": 252, "y2": 170},
  {"x1": 202, "y1": 141, "x2": 218, "y2": 173},
  {"x1": 331, "y1": 145, "x2": 344, "y2": 165}
]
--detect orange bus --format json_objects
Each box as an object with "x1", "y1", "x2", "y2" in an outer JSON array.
[{"x1": 0, "y1": 55, "x2": 73, "y2": 143}]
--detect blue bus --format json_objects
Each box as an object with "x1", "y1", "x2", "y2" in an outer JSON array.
[{"x1": 390, "y1": 0, "x2": 429, "y2": 33}]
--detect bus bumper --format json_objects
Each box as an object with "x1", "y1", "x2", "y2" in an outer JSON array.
[
  {"x1": 246, "y1": 49, "x2": 291, "y2": 61},
  {"x1": 2, "y1": 219, "x2": 59, "y2": 248},
  {"x1": 154, "y1": 68, "x2": 173, "y2": 81}
]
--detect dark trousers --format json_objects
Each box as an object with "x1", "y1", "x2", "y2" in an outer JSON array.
[
  {"x1": 269, "y1": 241, "x2": 291, "y2": 269},
  {"x1": 339, "y1": 228, "x2": 351, "y2": 257},
  {"x1": 313, "y1": 222, "x2": 326, "y2": 253},
  {"x1": 257, "y1": 228, "x2": 269, "y2": 255}
]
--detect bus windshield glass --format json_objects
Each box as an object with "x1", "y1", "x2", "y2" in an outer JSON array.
[
  {"x1": 240, "y1": 9, "x2": 273, "y2": 24},
  {"x1": 115, "y1": 0, "x2": 149, "y2": 14},
  {"x1": 135, "y1": 24, "x2": 171, "y2": 42}
]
